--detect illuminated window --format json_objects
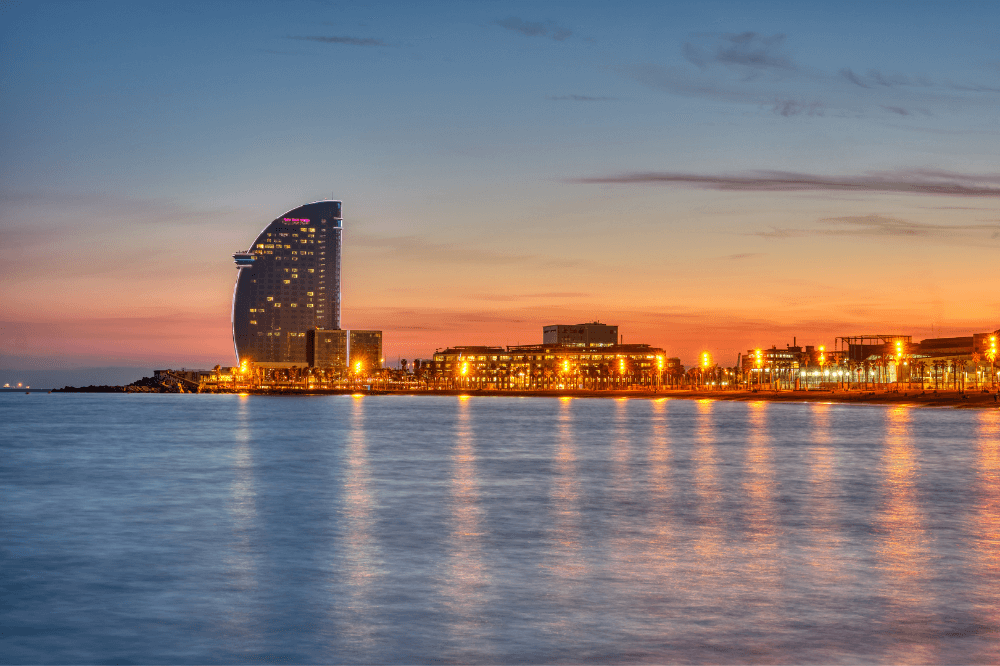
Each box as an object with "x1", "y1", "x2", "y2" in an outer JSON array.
[
  {"x1": 307, "y1": 303, "x2": 314, "y2": 308},
  {"x1": 290, "y1": 303, "x2": 297, "y2": 307},
  {"x1": 284, "y1": 280, "x2": 291, "y2": 284},
  {"x1": 307, "y1": 292, "x2": 313, "y2": 296},
  {"x1": 274, "y1": 303, "x2": 281, "y2": 307},
  {"x1": 308, "y1": 269, "x2": 315, "y2": 273},
  {"x1": 308, "y1": 228, "x2": 315, "y2": 232},
  {"x1": 266, "y1": 297, "x2": 273, "y2": 301},
  {"x1": 250, "y1": 320, "x2": 257, "y2": 325}
]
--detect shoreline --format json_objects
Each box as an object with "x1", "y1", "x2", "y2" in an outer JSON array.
[
  {"x1": 350, "y1": 387, "x2": 1000, "y2": 408},
  {"x1": 49, "y1": 386, "x2": 1000, "y2": 409}
]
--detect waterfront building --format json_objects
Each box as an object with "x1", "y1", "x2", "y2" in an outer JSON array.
[
  {"x1": 543, "y1": 322, "x2": 618, "y2": 347},
  {"x1": 427, "y1": 342, "x2": 667, "y2": 389},
  {"x1": 232, "y1": 200, "x2": 343, "y2": 366},
  {"x1": 307, "y1": 329, "x2": 348, "y2": 372},
  {"x1": 307, "y1": 329, "x2": 383, "y2": 374},
  {"x1": 346, "y1": 330, "x2": 383, "y2": 375}
]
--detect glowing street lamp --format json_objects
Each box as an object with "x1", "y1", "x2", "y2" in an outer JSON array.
[{"x1": 987, "y1": 335, "x2": 997, "y2": 388}]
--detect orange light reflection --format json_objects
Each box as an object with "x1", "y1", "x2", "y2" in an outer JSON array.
[
  {"x1": 875, "y1": 406, "x2": 936, "y2": 662},
  {"x1": 445, "y1": 396, "x2": 488, "y2": 647}
]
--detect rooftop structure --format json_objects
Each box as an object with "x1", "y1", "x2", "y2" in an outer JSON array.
[{"x1": 543, "y1": 322, "x2": 618, "y2": 347}]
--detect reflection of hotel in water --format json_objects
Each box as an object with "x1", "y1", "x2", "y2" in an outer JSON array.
[{"x1": 231, "y1": 200, "x2": 381, "y2": 374}]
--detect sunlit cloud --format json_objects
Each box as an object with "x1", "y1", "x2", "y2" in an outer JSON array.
[
  {"x1": 756, "y1": 214, "x2": 1000, "y2": 242},
  {"x1": 351, "y1": 231, "x2": 595, "y2": 269}
]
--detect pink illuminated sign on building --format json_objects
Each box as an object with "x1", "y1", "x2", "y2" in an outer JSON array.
[{"x1": 283, "y1": 218, "x2": 310, "y2": 223}]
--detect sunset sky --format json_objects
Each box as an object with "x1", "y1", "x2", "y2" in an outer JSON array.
[{"x1": 2, "y1": 0, "x2": 999, "y2": 381}]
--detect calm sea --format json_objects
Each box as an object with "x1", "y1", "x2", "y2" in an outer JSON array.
[{"x1": 2, "y1": 394, "x2": 999, "y2": 664}]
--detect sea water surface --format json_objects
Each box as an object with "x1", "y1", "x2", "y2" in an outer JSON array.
[{"x1": 2, "y1": 393, "x2": 999, "y2": 664}]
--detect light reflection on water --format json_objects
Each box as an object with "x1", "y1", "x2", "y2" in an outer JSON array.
[
  {"x1": 972, "y1": 409, "x2": 1000, "y2": 663},
  {"x1": 875, "y1": 406, "x2": 937, "y2": 662},
  {"x1": 222, "y1": 394, "x2": 260, "y2": 648},
  {"x1": 444, "y1": 395, "x2": 489, "y2": 657},
  {"x1": 3, "y1": 394, "x2": 1000, "y2": 663}
]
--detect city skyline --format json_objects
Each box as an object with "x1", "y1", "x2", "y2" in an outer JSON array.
[{"x1": 2, "y1": 1, "x2": 999, "y2": 383}]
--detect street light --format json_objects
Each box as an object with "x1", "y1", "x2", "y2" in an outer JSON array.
[
  {"x1": 987, "y1": 335, "x2": 997, "y2": 388},
  {"x1": 753, "y1": 349, "x2": 763, "y2": 390},
  {"x1": 893, "y1": 339, "x2": 908, "y2": 389}
]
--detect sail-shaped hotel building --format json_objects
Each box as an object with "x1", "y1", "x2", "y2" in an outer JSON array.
[{"x1": 231, "y1": 200, "x2": 381, "y2": 372}]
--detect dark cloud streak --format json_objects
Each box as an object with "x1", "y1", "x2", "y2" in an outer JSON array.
[
  {"x1": 684, "y1": 33, "x2": 795, "y2": 71},
  {"x1": 571, "y1": 169, "x2": 1000, "y2": 197},
  {"x1": 547, "y1": 94, "x2": 615, "y2": 101},
  {"x1": 288, "y1": 35, "x2": 385, "y2": 46},
  {"x1": 494, "y1": 17, "x2": 571, "y2": 41}
]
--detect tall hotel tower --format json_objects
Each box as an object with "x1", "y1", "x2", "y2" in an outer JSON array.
[{"x1": 231, "y1": 200, "x2": 342, "y2": 365}]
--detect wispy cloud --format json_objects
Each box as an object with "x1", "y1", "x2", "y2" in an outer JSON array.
[
  {"x1": 626, "y1": 63, "x2": 823, "y2": 117},
  {"x1": 466, "y1": 292, "x2": 590, "y2": 301},
  {"x1": 629, "y1": 32, "x2": 999, "y2": 120},
  {"x1": 757, "y1": 214, "x2": 1000, "y2": 241},
  {"x1": 773, "y1": 99, "x2": 823, "y2": 116},
  {"x1": 287, "y1": 35, "x2": 385, "y2": 46},
  {"x1": 494, "y1": 17, "x2": 571, "y2": 41},
  {"x1": 571, "y1": 169, "x2": 1000, "y2": 197},
  {"x1": 351, "y1": 232, "x2": 592, "y2": 269},
  {"x1": 838, "y1": 67, "x2": 924, "y2": 89},
  {"x1": 547, "y1": 94, "x2": 615, "y2": 102},
  {"x1": 683, "y1": 32, "x2": 796, "y2": 72}
]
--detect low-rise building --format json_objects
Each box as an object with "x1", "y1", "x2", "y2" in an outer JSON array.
[{"x1": 428, "y1": 342, "x2": 668, "y2": 389}]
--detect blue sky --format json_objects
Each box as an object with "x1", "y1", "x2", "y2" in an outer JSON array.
[{"x1": 2, "y1": 0, "x2": 998, "y2": 380}]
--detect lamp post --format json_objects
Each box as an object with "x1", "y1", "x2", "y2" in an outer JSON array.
[
  {"x1": 987, "y1": 335, "x2": 997, "y2": 389},
  {"x1": 753, "y1": 349, "x2": 763, "y2": 390}
]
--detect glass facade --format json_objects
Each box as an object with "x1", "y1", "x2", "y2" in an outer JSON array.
[
  {"x1": 232, "y1": 200, "x2": 343, "y2": 364},
  {"x1": 347, "y1": 330, "x2": 383, "y2": 375}
]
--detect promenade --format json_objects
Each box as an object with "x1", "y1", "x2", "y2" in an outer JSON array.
[{"x1": 231, "y1": 386, "x2": 1000, "y2": 408}]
